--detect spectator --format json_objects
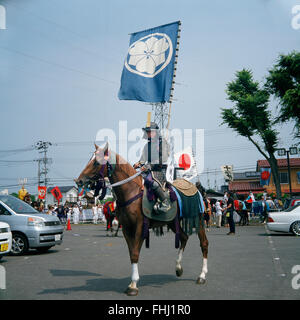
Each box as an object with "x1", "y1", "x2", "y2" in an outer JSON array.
[
  {"x1": 82, "y1": 207, "x2": 87, "y2": 223},
  {"x1": 225, "y1": 191, "x2": 235, "y2": 235},
  {"x1": 260, "y1": 197, "x2": 269, "y2": 224},
  {"x1": 18, "y1": 185, "x2": 28, "y2": 201},
  {"x1": 63, "y1": 204, "x2": 69, "y2": 222},
  {"x1": 92, "y1": 203, "x2": 98, "y2": 224},
  {"x1": 240, "y1": 198, "x2": 249, "y2": 226},
  {"x1": 97, "y1": 204, "x2": 104, "y2": 222},
  {"x1": 65, "y1": 204, "x2": 72, "y2": 222},
  {"x1": 55, "y1": 205, "x2": 65, "y2": 224},
  {"x1": 72, "y1": 204, "x2": 80, "y2": 224},
  {"x1": 266, "y1": 197, "x2": 275, "y2": 210},
  {"x1": 46, "y1": 205, "x2": 54, "y2": 215},
  {"x1": 203, "y1": 193, "x2": 211, "y2": 232},
  {"x1": 215, "y1": 200, "x2": 223, "y2": 228}
]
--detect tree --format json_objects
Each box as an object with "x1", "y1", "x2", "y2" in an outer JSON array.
[
  {"x1": 221, "y1": 69, "x2": 282, "y2": 199},
  {"x1": 266, "y1": 51, "x2": 300, "y2": 138}
]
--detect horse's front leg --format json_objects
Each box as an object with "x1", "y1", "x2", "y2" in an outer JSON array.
[
  {"x1": 196, "y1": 220, "x2": 209, "y2": 284},
  {"x1": 123, "y1": 221, "x2": 144, "y2": 296}
]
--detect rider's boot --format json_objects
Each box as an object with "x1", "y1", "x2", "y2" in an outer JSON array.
[{"x1": 152, "y1": 183, "x2": 171, "y2": 213}]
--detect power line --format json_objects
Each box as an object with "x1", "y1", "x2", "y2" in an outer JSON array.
[{"x1": 0, "y1": 46, "x2": 118, "y2": 85}]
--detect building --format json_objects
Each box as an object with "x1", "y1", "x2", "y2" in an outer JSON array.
[
  {"x1": 257, "y1": 158, "x2": 300, "y2": 196},
  {"x1": 228, "y1": 171, "x2": 264, "y2": 197},
  {"x1": 46, "y1": 186, "x2": 78, "y2": 206}
]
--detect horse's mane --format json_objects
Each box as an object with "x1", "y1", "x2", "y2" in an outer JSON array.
[{"x1": 115, "y1": 153, "x2": 143, "y2": 187}]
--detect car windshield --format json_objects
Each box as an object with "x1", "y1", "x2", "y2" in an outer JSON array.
[
  {"x1": 284, "y1": 203, "x2": 300, "y2": 212},
  {"x1": 0, "y1": 195, "x2": 39, "y2": 214}
]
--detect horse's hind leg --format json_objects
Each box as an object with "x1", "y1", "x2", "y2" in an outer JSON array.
[
  {"x1": 168, "y1": 221, "x2": 188, "y2": 277},
  {"x1": 196, "y1": 219, "x2": 209, "y2": 284}
]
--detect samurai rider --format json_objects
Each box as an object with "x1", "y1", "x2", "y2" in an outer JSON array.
[{"x1": 133, "y1": 122, "x2": 171, "y2": 214}]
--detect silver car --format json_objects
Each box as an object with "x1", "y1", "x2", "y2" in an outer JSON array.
[{"x1": 0, "y1": 195, "x2": 64, "y2": 255}]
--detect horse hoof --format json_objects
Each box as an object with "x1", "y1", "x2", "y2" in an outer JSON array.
[
  {"x1": 196, "y1": 277, "x2": 206, "y2": 285},
  {"x1": 176, "y1": 267, "x2": 183, "y2": 277},
  {"x1": 124, "y1": 287, "x2": 139, "y2": 296}
]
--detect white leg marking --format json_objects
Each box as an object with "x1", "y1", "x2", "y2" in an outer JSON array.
[
  {"x1": 199, "y1": 258, "x2": 208, "y2": 279},
  {"x1": 132, "y1": 263, "x2": 139, "y2": 282},
  {"x1": 128, "y1": 263, "x2": 139, "y2": 290},
  {"x1": 176, "y1": 249, "x2": 183, "y2": 270}
]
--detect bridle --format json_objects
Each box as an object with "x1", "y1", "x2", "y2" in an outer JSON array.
[{"x1": 85, "y1": 151, "x2": 144, "y2": 207}]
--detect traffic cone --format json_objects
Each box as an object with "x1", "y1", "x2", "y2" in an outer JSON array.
[{"x1": 66, "y1": 218, "x2": 72, "y2": 231}]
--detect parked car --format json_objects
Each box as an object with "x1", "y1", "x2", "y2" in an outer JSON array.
[
  {"x1": 267, "y1": 204, "x2": 300, "y2": 236},
  {"x1": 0, "y1": 221, "x2": 12, "y2": 260},
  {"x1": 283, "y1": 197, "x2": 300, "y2": 210},
  {"x1": 0, "y1": 195, "x2": 63, "y2": 255}
]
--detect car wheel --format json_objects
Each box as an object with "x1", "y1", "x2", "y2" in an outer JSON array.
[
  {"x1": 11, "y1": 233, "x2": 29, "y2": 256},
  {"x1": 291, "y1": 221, "x2": 300, "y2": 236}
]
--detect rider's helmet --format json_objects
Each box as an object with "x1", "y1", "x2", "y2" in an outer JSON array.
[{"x1": 142, "y1": 122, "x2": 159, "y2": 139}]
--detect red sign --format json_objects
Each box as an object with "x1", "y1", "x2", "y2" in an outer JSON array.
[
  {"x1": 38, "y1": 186, "x2": 47, "y2": 200},
  {"x1": 50, "y1": 186, "x2": 62, "y2": 201}
]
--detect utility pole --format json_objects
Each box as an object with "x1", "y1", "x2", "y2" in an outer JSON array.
[
  {"x1": 34, "y1": 141, "x2": 52, "y2": 202},
  {"x1": 277, "y1": 146, "x2": 298, "y2": 197}
]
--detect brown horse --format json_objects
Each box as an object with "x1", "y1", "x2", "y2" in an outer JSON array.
[{"x1": 75, "y1": 143, "x2": 208, "y2": 296}]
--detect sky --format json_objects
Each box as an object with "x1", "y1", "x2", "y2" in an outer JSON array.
[{"x1": 0, "y1": 0, "x2": 299, "y2": 194}]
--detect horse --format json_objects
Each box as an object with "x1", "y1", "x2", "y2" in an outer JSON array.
[{"x1": 75, "y1": 143, "x2": 209, "y2": 296}]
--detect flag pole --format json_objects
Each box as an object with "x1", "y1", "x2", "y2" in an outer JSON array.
[{"x1": 166, "y1": 20, "x2": 181, "y2": 132}]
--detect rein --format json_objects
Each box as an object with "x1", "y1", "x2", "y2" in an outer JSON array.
[{"x1": 92, "y1": 155, "x2": 144, "y2": 207}]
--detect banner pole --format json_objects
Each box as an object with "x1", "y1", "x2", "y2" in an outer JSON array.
[{"x1": 166, "y1": 20, "x2": 181, "y2": 132}]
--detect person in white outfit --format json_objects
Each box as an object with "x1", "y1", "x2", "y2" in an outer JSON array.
[
  {"x1": 72, "y1": 204, "x2": 80, "y2": 224},
  {"x1": 97, "y1": 204, "x2": 104, "y2": 222},
  {"x1": 215, "y1": 200, "x2": 223, "y2": 228},
  {"x1": 92, "y1": 204, "x2": 98, "y2": 224}
]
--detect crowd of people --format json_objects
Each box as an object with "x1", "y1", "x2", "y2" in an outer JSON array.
[
  {"x1": 200, "y1": 190, "x2": 283, "y2": 235},
  {"x1": 45, "y1": 202, "x2": 106, "y2": 225},
  {"x1": 19, "y1": 183, "x2": 282, "y2": 236}
]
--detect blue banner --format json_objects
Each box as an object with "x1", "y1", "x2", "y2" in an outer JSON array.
[
  {"x1": 260, "y1": 168, "x2": 271, "y2": 186},
  {"x1": 118, "y1": 21, "x2": 180, "y2": 103}
]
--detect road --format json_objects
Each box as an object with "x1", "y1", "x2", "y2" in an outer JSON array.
[{"x1": 0, "y1": 223, "x2": 299, "y2": 300}]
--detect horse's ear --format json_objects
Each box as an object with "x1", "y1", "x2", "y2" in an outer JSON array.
[
  {"x1": 103, "y1": 142, "x2": 109, "y2": 156},
  {"x1": 94, "y1": 143, "x2": 99, "y2": 150}
]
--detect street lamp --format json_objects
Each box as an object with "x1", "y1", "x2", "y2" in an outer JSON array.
[{"x1": 277, "y1": 147, "x2": 299, "y2": 196}]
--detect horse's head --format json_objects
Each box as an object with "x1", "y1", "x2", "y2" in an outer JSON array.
[{"x1": 75, "y1": 142, "x2": 110, "y2": 190}]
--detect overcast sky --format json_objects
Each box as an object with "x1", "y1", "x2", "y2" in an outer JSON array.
[{"x1": 0, "y1": 0, "x2": 299, "y2": 194}]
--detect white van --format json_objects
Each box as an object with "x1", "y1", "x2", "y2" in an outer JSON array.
[
  {"x1": 0, "y1": 221, "x2": 12, "y2": 260},
  {"x1": 0, "y1": 195, "x2": 63, "y2": 255}
]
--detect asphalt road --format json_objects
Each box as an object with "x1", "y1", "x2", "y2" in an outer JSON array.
[{"x1": 0, "y1": 223, "x2": 299, "y2": 300}]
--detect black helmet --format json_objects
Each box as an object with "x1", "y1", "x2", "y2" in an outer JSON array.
[{"x1": 142, "y1": 122, "x2": 159, "y2": 132}]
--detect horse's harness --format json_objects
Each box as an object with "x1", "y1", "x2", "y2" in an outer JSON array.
[{"x1": 90, "y1": 152, "x2": 144, "y2": 208}]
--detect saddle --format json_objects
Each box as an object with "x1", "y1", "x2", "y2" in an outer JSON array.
[
  {"x1": 142, "y1": 178, "x2": 199, "y2": 222},
  {"x1": 142, "y1": 185, "x2": 177, "y2": 222},
  {"x1": 171, "y1": 179, "x2": 198, "y2": 196}
]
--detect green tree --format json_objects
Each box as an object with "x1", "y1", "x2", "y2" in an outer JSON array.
[
  {"x1": 266, "y1": 51, "x2": 300, "y2": 138},
  {"x1": 221, "y1": 69, "x2": 282, "y2": 199}
]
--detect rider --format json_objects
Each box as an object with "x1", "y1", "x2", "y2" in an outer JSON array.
[{"x1": 133, "y1": 122, "x2": 171, "y2": 214}]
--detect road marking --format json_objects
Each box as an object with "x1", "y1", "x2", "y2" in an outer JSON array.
[{"x1": 265, "y1": 226, "x2": 286, "y2": 277}]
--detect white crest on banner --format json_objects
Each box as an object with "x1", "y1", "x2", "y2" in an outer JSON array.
[{"x1": 125, "y1": 33, "x2": 173, "y2": 78}]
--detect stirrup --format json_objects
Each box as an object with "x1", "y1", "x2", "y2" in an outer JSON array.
[{"x1": 153, "y1": 199, "x2": 171, "y2": 214}]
